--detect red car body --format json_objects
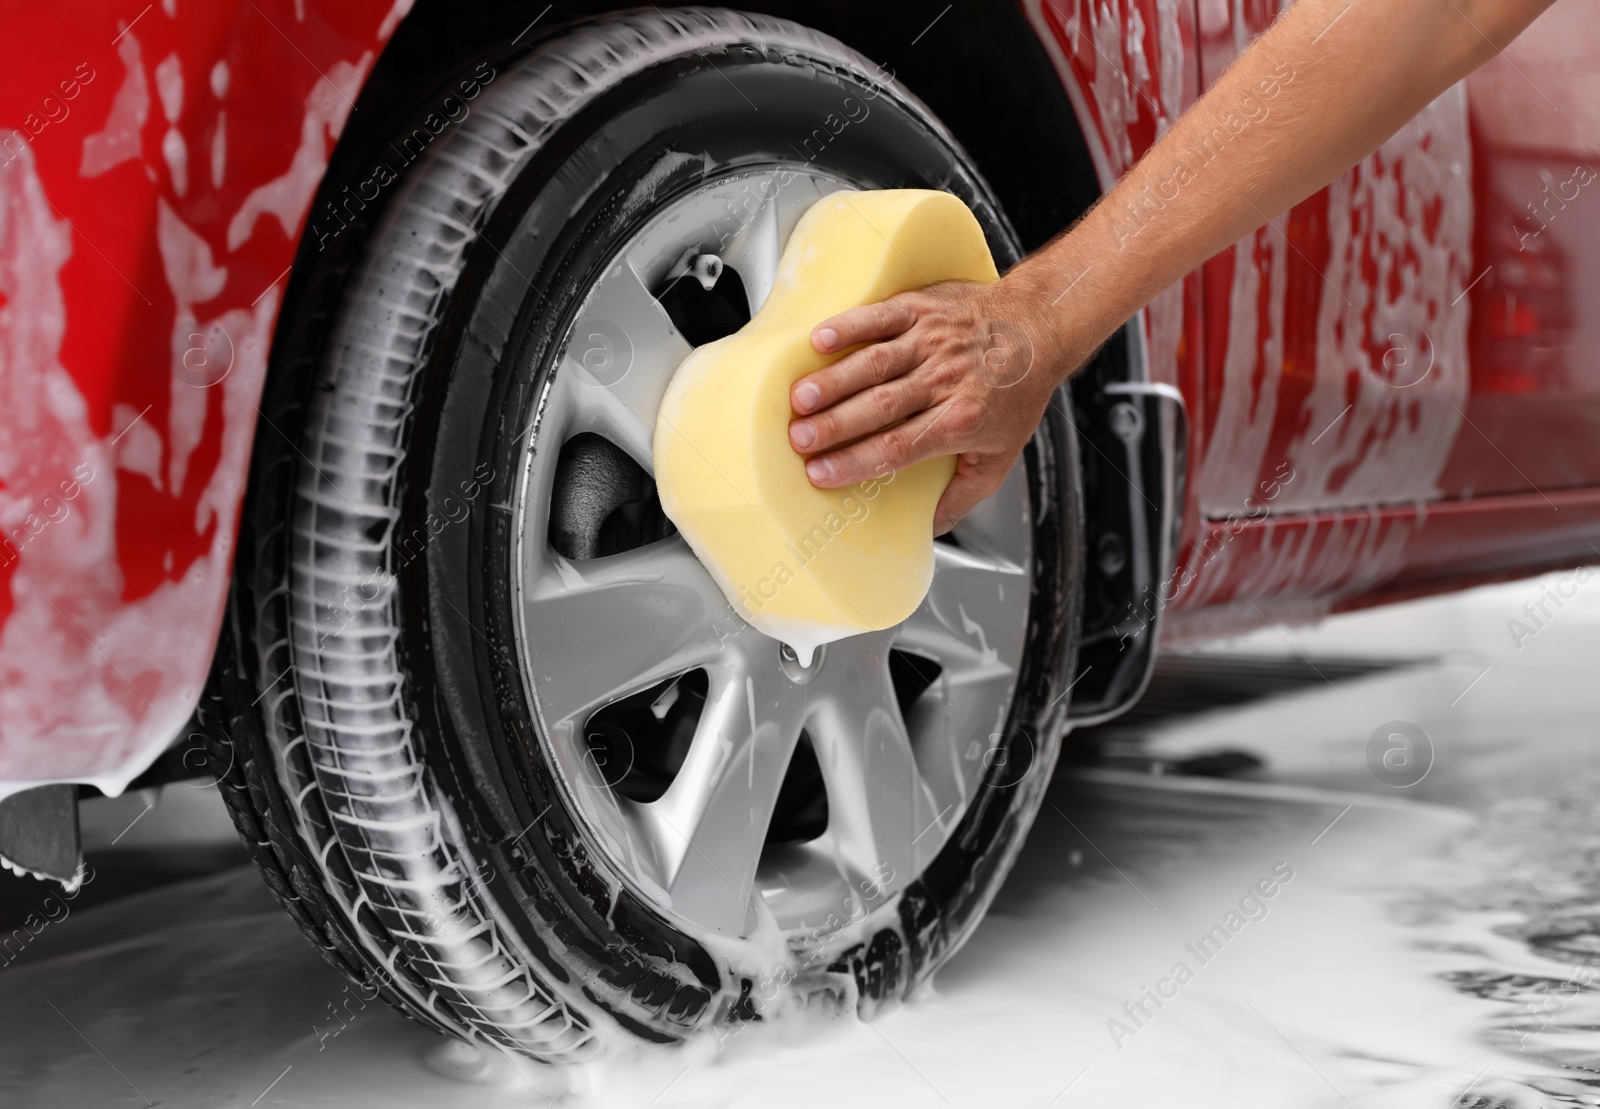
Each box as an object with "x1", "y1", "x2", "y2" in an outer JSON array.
[{"x1": 0, "y1": 0, "x2": 1592, "y2": 798}]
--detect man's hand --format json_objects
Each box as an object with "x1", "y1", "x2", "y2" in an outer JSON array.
[{"x1": 788, "y1": 280, "x2": 1067, "y2": 535}]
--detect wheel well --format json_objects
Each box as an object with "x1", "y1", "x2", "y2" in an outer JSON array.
[
  {"x1": 285, "y1": 0, "x2": 1169, "y2": 727},
  {"x1": 354, "y1": 1, "x2": 1102, "y2": 253}
]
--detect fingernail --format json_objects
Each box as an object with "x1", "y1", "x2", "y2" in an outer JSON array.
[
  {"x1": 789, "y1": 421, "x2": 816, "y2": 449},
  {"x1": 793, "y1": 382, "x2": 821, "y2": 413},
  {"x1": 815, "y1": 327, "x2": 839, "y2": 352},
  {"x1": 806, "y1": 457, "x2": 834, "y2": 484}
]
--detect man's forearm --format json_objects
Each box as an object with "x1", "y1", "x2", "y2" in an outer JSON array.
[{"x1": 1005, "y1": 0, "x2": 1557, "y2": 382}]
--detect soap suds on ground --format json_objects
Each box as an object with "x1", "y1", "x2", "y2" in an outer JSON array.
[{"x1": 2, "y1": 572, "x2": 1597, "y2": 1106}]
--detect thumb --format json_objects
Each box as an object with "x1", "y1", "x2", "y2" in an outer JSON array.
[{"x1": 932, "y1": 454, "x2": 1006, "y2": 535}]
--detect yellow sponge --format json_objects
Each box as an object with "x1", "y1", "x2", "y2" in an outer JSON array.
[{"x1": 653, "y1": 189, "x2": 998, "y2": 663}]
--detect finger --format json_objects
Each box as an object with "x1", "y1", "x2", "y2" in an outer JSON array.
[
  {"x1": 791, "y1": 338, "x2": 917, "y2": 416},
  {"x1": 810, "y1": 297, "x2": 918, "y2": 356},
  {"x1": 790, "y1": 378, "x2": 928, "y2": 454},
  {"x1": 932, "y1": 456, "x2": 1005, "y2": 535},
  {"x1": 802, "y1": 400, "x2": 974, "y2": 489}
]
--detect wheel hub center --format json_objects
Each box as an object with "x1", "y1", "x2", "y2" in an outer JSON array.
[{"x1": 778, "y1": 641, "x2": 825, "y2": 683}]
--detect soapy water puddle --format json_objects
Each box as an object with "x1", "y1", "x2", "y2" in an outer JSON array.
[
  {"x1": 3, "y1": 573, "x2": 1600, "y2": 1107},
  {"x1": 0, "y1": 772, "x2": 1591, "y2": 1108}
]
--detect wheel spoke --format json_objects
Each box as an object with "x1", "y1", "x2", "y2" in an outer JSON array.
[
  {"x1": 640, "y1": 658, "x2": 805, "y2": 935},
  {"x1": 892, "y1": 658, "x2": 968, "y2": 830},
  {"x1": 808, "y1": 636, "x2": 944, "y2": 887},
  {"x1": 718, "y1": 172, "x2": 846, "y2": 313},
  {"x1": 717, "y1": 173, "x2": 783, "y2": 314},
  {"x1": 558, "y1": 258, "x2": 692, "y2": 472},
  {"x1": 898, "y1": 544, "x2": 1027, "y2": 672},
  {"x1": 521, "y1": 535, "x2": 734, "y2": 731},
  {"x1": 895, "y1": 543, "x2": 1030, "y2": 818}
]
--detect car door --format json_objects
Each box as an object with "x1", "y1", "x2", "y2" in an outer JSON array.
[
  {"x1": 1192, "y1": 0, "x2": 1476, "y2": 521},
  {"x1": 1174, "y1": 0, "x2": 1600, "y2": 622}
]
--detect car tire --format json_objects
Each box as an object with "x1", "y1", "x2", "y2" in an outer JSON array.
[{"x1": 205, "y1": 5, "x2": 1082, "y2": 1062}]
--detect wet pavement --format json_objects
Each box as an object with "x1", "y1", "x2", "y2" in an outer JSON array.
[{"x1": 3, "y1": 570, "x2": 1599, "y2": 1107}]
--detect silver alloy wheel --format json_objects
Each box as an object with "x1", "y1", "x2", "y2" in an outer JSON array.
[{"x1": 512, "y1": 165, "x2": 1034, "y2": 939}]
